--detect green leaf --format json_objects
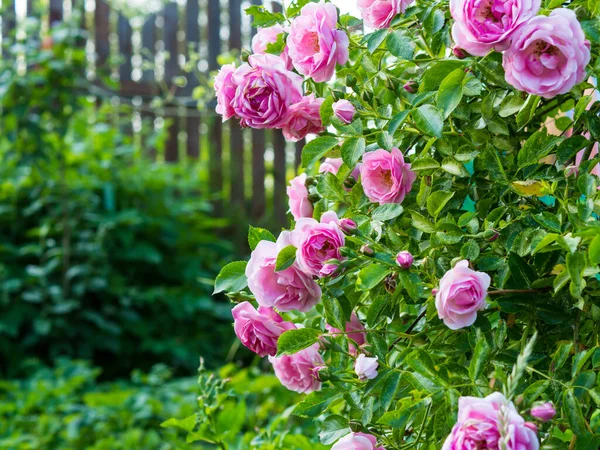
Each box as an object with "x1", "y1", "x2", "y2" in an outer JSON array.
[
  {"x1": 320, "y1": 96, "x2": 335, "y2": 128},
  {"x1": 275, "y1": 245, "x2": 297, "y2": 272},
  {"x1": 372, "y1": 204, "x2": 404, "y2": 222},
  {"x1": 317, "y1": 172, "x2": 345, "y2": 203},
  {"x1": 508, "y1": 253, "x2": 536, "y2": 288},
  {"x1": 517, "y1": 129, "x2": 562, "y2": 169},
  {"x1": 411, "y1": 211, "x2": 436, "y2": 233},
  {"x1": 318, "y1": 415, "x2": 349, "y2": 445},
  {"x1": 357, "y1": 264, "x2": 390, "y2": 291},
  {"x1": 556, "y1": 135, "x2": 589, "y2": 165},
  {"x1": 441, "y1": 157, "x2": 469, "y2": 177},
  {"x1": 365, "y1": 29, "x2": 388, "y2": 53},
  {"x1": 437, "y1": 69, "x2": 466, "y2": 118},
  {"x1": 379, "y1": 371, "x2": 401, "y2": 412},
  {"x1": 406, "y1": 349, "x2": 448, "y2": 387},
  {"x1": 563, "y1": 390, "x2": 588, "y2": 436},
  {"x1": 214, "y1": 261, "x2": 248, "y2": 294},
  {"x1": 277, "y1": 328, "x2": 321, "y2": 356},
  {"x1": 386, "y1": 30, "x2": 415, "y2": 60},
  {"x1": 533, "y1": 212, "x2": 561, "y2": 233},
  {"x1": 469, "y1": 337, "x2": 490, "y2": 381},
  {"x1": 412, "y1": 105, "x2": 444, "y2": 138},
  {"x1": 411, "y1": 157, "x2": 440, "y2": 171},
  {"x1": 367, "y1": 295, "x2": 388, "y2": 327},
  {"x1": 286, "y1": 0, "x2": 316, "y2": 18},
  {"x1": 566, "y1": 251, "x2": 586, "y2": 298},
  {"x1": 499, "y1": 93, "x2": 526, "y2": 118},
  {"x1": 340, "y1": 137, "x2": 366, "y2": 168},
  {"x1": 248, "y1": 225, "x2": 276, "y2": 251},
  {"x1": 324, "y1": 296, "x2": 345, "y2": 332},
  {"x1": 302, "y1": 136, "x2": 339, "y2": 169},
  {"x1": 244, "y1": 6, "x2": 285, "y2": 27},
  {"x1": 516, "y1": 95, "x2": 540, "y2": 130},
  {"x1": 523, "y1": 380, "x2": 550, "y2": 404},
  {"x1": 427, "y1": 191, "x2": 454, "y2": 219},
  {"x1": 389, "y1": 110, "x2": 410, "y2": 135},
  {"x1": 293, "y1": 388, "x2": 340, "y2": 418},
  {"x1": 590, "y1": 235, "x2": 600, "y2": 265},
  {"x1": 420, "y1": 60, "x2": 466, "y2": 92},
  {"x1": 461, "y1": 241, "x2": 480, "y2": 261},
  {"x1": 552, "y1": 342, "x2": 573, "y2": 372}
]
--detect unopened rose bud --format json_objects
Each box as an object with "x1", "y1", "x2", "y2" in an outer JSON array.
[
  {"x1": 304, "y1": 176, "x2": 316, "y2": 186},
  {"x1": 515, "y1": 395, "x2": 524, "y2": 406},
  {"x1": 360, "y1": 244, "x2": 374, "y2": 256},
  {"x1": 531, "y1": 403, "x2": 556, "y2": 422},
  {"x1": 339, "y1": 218, "x2": 358, "y2": 234},
  {"x1": 483, "y1": 229, "x2": 500, "y2": 242},
  {"x1": 307, "y1": 194, "x2": 321, "y2": 204},
  {"x1": 332, "y1": 99, "x2": 356, "y2": 124},
  {"x1": 339, "y1": 247, "x2": 357, "y2": 258},
  {"x1": 344, "y1": 175, "x2": 357, "y2": 190},
  {"x1": 311, "y1": 365, "x2": 329, "y2": 382},
  {"x1": 348, "y1": 420, "x2": 363, "y2": 433},
  {"x1": 241, "y1": 48, "x2": 251, "y2": 62},
  {"x1": 354, "y1": 354, "x2": 378, "y2": 381},
  {"x1": 396, "y1": 251, "x2": 414, "y2": 269},
  {"x1": 453, "y1": 46, "x2": 468, "y2": 59},
  {"x1": 403, "y1": 81, "x2": 418, "y2": 94}
]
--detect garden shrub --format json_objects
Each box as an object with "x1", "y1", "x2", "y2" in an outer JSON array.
[{"x1": 204, "y1": 0, "x2": 600, "y2": 448}]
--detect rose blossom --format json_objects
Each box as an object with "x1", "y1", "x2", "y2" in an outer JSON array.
[
  {"x1": 396, "y1": 251, "x2": 413, "y2": 269},
  {"x1": 268, "y1": 343, "x2": 323, "y2": 394},
  {"x1": 357, "y1": 0, "x2": 414, "y2": 30},
  {"x1": 339, "y1": 218, "x2": 358, "y2": 234},
  {"x1": 450, "y1": 0, "x2": 541, "y2": 57},
  {"x1": 214, "y1": 63, "x2": 237, "y2": 121},
  {"x1": 435, "y1": 260, "x2": 491, "y2": 330},
  {"x1": 319, "y1": 157, "x2": 362, "y2": 182},
  {"x1": 503, "y1": 9, "x2": 591, "y2": 99},
  {"x1": 246, "y1": 235, "x2": 321, "y2": 312},
  {"x1": 332, "y1": 432, "x2": 385, "y2": 450},
  {"x1": 231, "y1": 54, "x2": 303, "y2": 129},
  {"x1": 443, "y1": 392, "x2": 539, "y2": 450},
  {"x1": 289, "y1": 211, "x2": 345, "y2": 277},
  {"x1": 332, "y1": 99, "x2": 356, "y2": 124},
  {"x1": 282, "y1": 94, "x2": 325, "y2": 142},
  {"x1": 531, "y1": 402, "x2": 556, "y2": 422},
  {"x1": 287, "y1": 3, "x2": 349, "y2": 82},
  {"x1": 360, "y1": 148, "x2": 417, "y2": 205},
  {"x1": 287, "y1": 173, "x2": 313, "y2": 220},
  {"x1": 325, "y1": 312, "x2": 367, "y2": 355},
  {"x1": 232, "y1": 302, "x2": 295, "y2": 357},
  {"x1": 251, "y1": 25, "x2": 293, "y2": 70},
  {"x1": 355, "y1": 354, "x2": 379, "y2": 381}
]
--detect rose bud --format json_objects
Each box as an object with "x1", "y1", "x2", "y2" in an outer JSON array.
[
  {"x1": 360, "y1": 244, "x2": 374, "y2": 256},
  {"x1": 332, "y1": 99, "x2": 356, "y2": 124},
  {"x1": 344, "y1": 175, "x2": 357, "y2": 190},
  {"x1": 403, "y1": 81, "x2": 418, "y2": 93},
  {"x1": 531, "y1": 403, "x2": 556, "y2": 422},
  {"x1": 354, "y1": 354, "x2": 379, "y2": 381},
  {"x1": 483, "y1": 229, "x2": 500, "y2": 242},
  {"x1": 396, "y1": 251, "x2": 414, "y2": 269},
  {"x1": 453, "y1": 46, "x2": 468, "y2": 59},
  {"x1": 339, "y1": 218, "x2": 358, "y2": 235}
]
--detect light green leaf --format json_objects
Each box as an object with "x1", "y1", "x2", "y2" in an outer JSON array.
[
  {"x1": 302, "y1": 136, "x2": 339, "y2": 169},
  {"x1": 357, "y1": 264, "x2": 390, "y2": 291},
  {"x1": 277, "y1": 328, "x2": 321, "y2": 356},
  {"x1": 372, "y1": 204, "x2": 404, "y2": 221},
  {"x1": 411, "y1": 157, "x2": 440, "y2": 171},
  {"x1": 317, "y1": 172, "x2": 345, "y2": 203},
  {"x1": 275, "y1": 245, "x2": 297, "y2": 272},
  {"x1": 427, "y1": 191, "x2": 454, "y2": 219},
  {"x1": 340, "y1": 137, "x2": 366, "y2": 168},
  {"x1": 248, "y1": 225, "x2": 275, "y2": 251},
  {"x1": 441, "y1": 157, "x2": 469, "y2": 177},
  {"x1": 386, "y1": 30, "x2": 415, "y2": 60},
  {"x1": 412, "y1": 105, "x2": 444, "y2": 138},
  {"x1": 517, "y1": 129, "x2": 562, "y2": 169},
  {"x1": 214, "y1": 261, "x2": 248, "y2": 294},
  {"x1": 469, "y1": 338, "x2": 490, "y2": 381},
  {"x1": 437, "y1": 69, "x2": 466, "y2": 118},
  {"x1": 516, "y1": 95, "x2": 541, "y2": 130},
  {"x1": 293, "y1": 388, "x2": 340, "y2": 418}
]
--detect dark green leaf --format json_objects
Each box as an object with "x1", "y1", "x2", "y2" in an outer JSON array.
[
  {"x1": 386, "y1": 30, "x2": 415, "y2": 60},
  {"x1": 427, "y1": 191, "x2": 454, "y2": 219},
  {"x1": 340, "y1": 137, "x2": 366, "y2": 168},
  {"x1": 372, "y1": 204, "x2": 404, "y2": 221},
  {"x1": 469, "y1": 337, "x2": 490, "y2": 381},
  {"x1": 412, "y1": 105, "x2": 444, "y2": 138},
  {"x1": 437, "y1": 69, "x2": 466, "y2": 118},
  {"x1": 293, "y1": 388, "x2": 340, "y2": 418},
  {"x1": 356, "y1": 264, "x2": 390, "y2": 291},
  {"x1": 517, "y1": 129, "x2": 562, "y2": 169},
  {"x1": 302, "y1": 136, "x2": 339, "y2": 169}
]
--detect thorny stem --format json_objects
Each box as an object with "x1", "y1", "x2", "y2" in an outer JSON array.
[
  {"x1": 388, "y1": 308, "x2": 427, "y2": 351},
  {"x1": 487, "y1": 288, "x2": 551, "y2": 295}
]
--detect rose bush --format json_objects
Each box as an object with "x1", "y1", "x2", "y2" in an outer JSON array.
[{"x1": 206, "y1": 0, "x2": 600, "y2": 448}]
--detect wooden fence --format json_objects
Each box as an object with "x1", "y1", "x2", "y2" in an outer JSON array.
[{"x1": 1, "y1": 0, "x2": 301, "y2": 228}]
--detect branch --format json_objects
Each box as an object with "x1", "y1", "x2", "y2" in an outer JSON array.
[
  {"x1": 488, "y1": 288, "x2": 551, "y2": 295},
  {"x1": 388, "y1": 308, "x2": 427, "y2": 351}
]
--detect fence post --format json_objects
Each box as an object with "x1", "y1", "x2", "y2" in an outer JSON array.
[
  {"x1": 141, "y1": 14, "x2": 156, "y2": 159},
  {"x1": 95, "y1": 0, "x2": 110, "y2": 69},
  {"x1": 163, "y1": 2, "x2": 180, "y2": 162},
  {"x1": 208, "y1": 0, "x2": 223, "y2": 214},
  {"x1": 229, "y1": 0, "x2": 244, "y2": 211},
  {"x1": 185, "y1": 0, "x2": 200, "y2": 160},
  {"x1": 49, "y1": 0, "x2": 63, "y2": 26}
]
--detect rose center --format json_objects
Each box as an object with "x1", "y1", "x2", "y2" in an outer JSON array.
[
  {"x1": 307, "y1": 32, "x2": 320, "y2": 53},
  {"x1": 381, "y1": 170, "x2": 394, "y2": 187}
]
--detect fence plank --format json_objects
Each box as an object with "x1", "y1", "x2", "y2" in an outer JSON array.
[
  {"x1": 272, "y1": 131, "x2": 287, "y2": 226},
  {"x1": 95, "y1": 0, "x2": 110, "y2": 69},
  {"x1": 229, "y1": 0, "x2": 244, "y2": 209},
  {"x1": 185, "y1": 0, "x2": 200, "y2": 159},
  {"x1": 251, "y1": 129, "x2": 266, "y2": 220},
  {"x1": 117, "y1": 14, "x2": 132, "y2": 82},
  {"x1": 295, "y1": 140, "x2": 304, "y2": 173},
  {"x1": 49, "y1": 0, "x2": 63, "y2": 26},
  {"x1": 163, "y1": 3, "x2": 180, "y2": 162},
  {"x1": 2, "y1": 0, "x2": 16, "y2": 57},
  {"x1": 208, "y1": 0, "x2": 222, "y2": 213}
]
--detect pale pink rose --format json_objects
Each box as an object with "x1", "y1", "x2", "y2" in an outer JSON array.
[
  {"x1": 450, "y1": 0, "x2": 540, "y2": 57},
  {"x1": 435, "y1": 260, "x2": 491, "y2": 330},
  {"x1": 319, "y1": 157, "x2": 362, "y2": 182},
  {"x1": 214, "y1": 63, "x2": 237, "y2": 121},
  {"x1": 503, "y1": 9, "x2": 591, "y2": 99},
  {"x1": 287, "y1": 3, "x2": 349, "y2": 83},
  {"x1": 332, "y1": 432, "x2": 385, "y2": 450},
  {"x1": 287, "y1": 173, "x2": 314, "y2": 220},
  {"x1": 530, "y1": 402, "x2": 556, "y2": 422},
  {"x1": 289, "y1": 211, "x2": 345, "y2": 278},
  {"x1": 396, "y1": 251, "x2": 413, "y2": 269},
  {"x1": 246, "y1": 236, "x2": 321, "y2": 312},
  {"x1": 357, "y1": 0, "x2": 414, "y2": 30},
  {"x1": 251, "y1": 25, "x2": 293, "y2": 70},
  {"x1": 333, "y1": 99, "x2": 356, "y2": 124},
  {"x1": 231, "y1": 54, "x2": 303, "y2": 129},
  {"x1": 282, "y1": 94, "x2": 325, "y2": 142},
  {"x1": 325, "y1": 312, "x2": 367, "y2": 355},
  {"x1": 443, "y1": 393, "x2": 539, "y2": 450},
  {"x1": 232, "y1": 302, "x2": 295, "y2": 357},
  {"x1": 354, "y1": 354, "x2": 379, "y2": 381},
  {"x1": 360, "y1": 148, "x2": 416, "y2": 205},
  {"x1": 268, "y1": 343, "x2": 323, "y2": 394}
]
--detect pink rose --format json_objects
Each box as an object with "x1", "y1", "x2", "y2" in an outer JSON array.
[
  {"x1": 232, "y1": 302, "x2": 295, "y2": 357},
  {"x1": 450, "y1": 0, "x2": 541, "y2": 57},
  {"x1": 443, "y1": 392, "x2": 539, "y2": 450},
  {"x1": 214, "y1": 63, "x2": 237, "y2": 121},
  {"x1": 268, "y1": 343, "x2": 324, "y2": 394},
  {"x1": 360, "y1": 148, "x2": 416, "y2": 205},
  {"x1": 246, "y1": 236, "x2": 321, "y2": 312},
  {"x1": 332, "y1": 432, "x2": 385, "y2": 450},
  {"x1": 287, "y1": 3, "x2": 349, "y2": 83},
  {"x1": 354, "y1": 354, "x2": 379, "y2": 381},
  {"x1": 435, "y1": 260, "x2": 491, "y2": 330},
  {"x1": 319, "y1": 157, "x2": 362, "y2": 182},
  {"x1": 289, "y1": 211, "x2": 346, "y2": 278},
  {"x1": 287, "y1": 173, "x2": 314, "y2": 220},
  {"x1": 503, "y1": 9, "x2": 591, "y2": 99},
  {"x1": 325, "y1": 312, "x2": 367, "y2": 355},
  {"x1": 333, "y1": 99, "x2": 356, "y2": 124},
  {"x1": 530, "y1": 402, "x2": 556, "y2": 422},
  {"x1": 357, "y1": 0, "x2": 414, "y2": 30},
  {"x1": 282, "y1": 94, "x2": 325, "y2": 142},
  {"x1": 251, "y1": 25, "x2": 293, "y2": 70},
  {"x1": 231, "y1": 54, "x2": 303, "y2": 129},
  {"x1": 396, "y1": 251, "x2": 413, "y2": 269}
]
